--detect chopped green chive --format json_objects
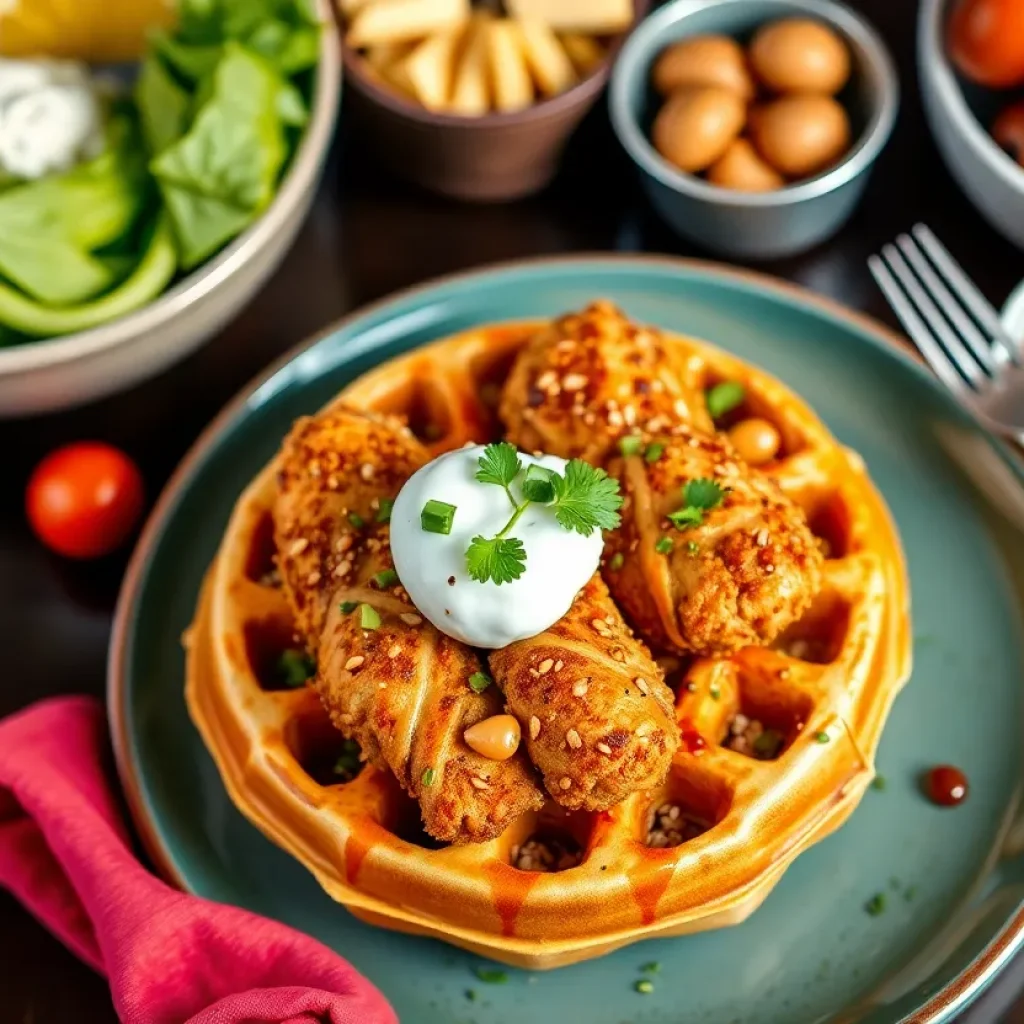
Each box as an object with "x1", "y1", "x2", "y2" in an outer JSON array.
[
  {"x1": 373, "y1": 569, "x2": 399, "y2": 589},
  {"x1": 421, "y1": 499, "x2": 456, "y2": 535},
  {"x1": 655, "y1": 536, "x2": 673, "y2": 555},
  {"x1": 709, "y1": 683, "x2": 721, "y2": 700},
  {"x1": 333, "y1": 739, "x2": 362, "y2": 782},
  {"x1": 474, "y1": 967, "x2": 509, "y2": 984},
  {"x1": 421, "y1": 767, "x2": 436, "y2": 786},
  {"x1": 635, "y1": 979, "x2": 654, "y2": 994},
  {"x1": 865, "y1": 893, "x2": 886, "y2": 917},
  {"x1": 522, "y1": 463, "x2": 557, "y2": 503},
  {"x1": 609, "y1": 552, "x2": 625, "y2": 571},
  {"x1": 339, "y1": 600, "x2": 359, "y2": 614},
  {"x1": 641, "y1": 962, "x2": 661, "y2": 974},
  {"x1": 706, "y1": 381, "x2": 745, "y2": 420},
  {"x1": 686, "y1": 540, "x2": 700, "y2": 555},
  {"x1": 619, "y1": 435, "x2": 643, "y2": 457},
  {"x1": 815, "y1": 731, "x2": 830, "y2": 743},
  {"x1": 469, "y1": 671, "x2": 493, "y2": 693},
  {"x1": 376, "y1": 498, "x2": 394, "y2": 523},
  {"x1": 359, "y1": 603, "x2": 381, "y2": 630},
  {"x1": 348, "y1": 512, "x2": 365, "y2": 529},
  {"x1": 871, "y1": 775, "x2": 887, "y2": 791},
  {"x1": 644, "y1": 442, "x2": 664, "y2": 463},
  {"x1": 277, "y1": 649, "x2": 314, "y2": 688},
  {"x1": 668, "y1": 507, "x2": 704, "y2": 530}
]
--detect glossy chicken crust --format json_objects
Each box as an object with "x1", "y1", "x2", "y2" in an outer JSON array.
[
  {"x1": 273, "y1": 408, "x2": 544, "y2": 844},
  {"x1": 501, "y1": 301, "x2": 823, "y2": 656}
]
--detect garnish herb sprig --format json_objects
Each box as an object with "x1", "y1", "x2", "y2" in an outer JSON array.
[{"x1": 463, "y1": 443, "x2": 623, "y2": 585}]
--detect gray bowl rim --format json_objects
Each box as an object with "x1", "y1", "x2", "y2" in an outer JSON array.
[
  {"x1": 609, "y1": 0, "x2": 900, "y2": 209},
  {"x1": 918, "y1": 0, "x2": 1024, "y2": 190},
  {"x1": 0, "y1": 0, "x2": 342, "y2": 375}
]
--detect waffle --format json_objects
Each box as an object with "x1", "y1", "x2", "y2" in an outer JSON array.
[{"x1": 185, "y1": 316, "x2": 911, "y2": 969}]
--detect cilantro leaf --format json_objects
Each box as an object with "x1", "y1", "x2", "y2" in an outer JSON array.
[
  {"x1": 476, "y1": 442, "x2": 522, "y2": 490},
  {"x1": 521, "y1": 463, "x2": 557, "y2": 503},
  {"x1": 683, "y1": 478, "x2": 724, "y2": 510},
  {"x1": 466, "y1": 535, "x2": 527, "y2": 584},
  {"x1": 668, "y1": 506, "x2": 704, "y2": 530},
  {"x1": 550, "y1": 459, "x2": 623, "y2": 536}
]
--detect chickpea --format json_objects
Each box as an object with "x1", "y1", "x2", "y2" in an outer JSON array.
[
  {"x1": 728, "y1": 417, "x2": 781, "y2": 465},
  {"x1": 464, "y1": 714, "x2": 521, "y2": 761}
]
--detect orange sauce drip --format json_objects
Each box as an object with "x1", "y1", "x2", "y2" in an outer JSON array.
[
  {"x1": 630, "y1": 851, "x2": 677, "y2": 925},
  {"x1": 482, "y1": 860, "x2": 543, "y2": 937},
  {"x1": 344, "y1": 827, "x2": 373, "y2": 883}
]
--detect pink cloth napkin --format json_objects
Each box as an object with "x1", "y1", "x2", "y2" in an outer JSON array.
[{"x1": 0, "y1": 696, "x2": 398, "y2": 1024}]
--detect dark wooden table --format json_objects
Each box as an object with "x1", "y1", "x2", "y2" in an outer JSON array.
[{"x1": 2, "y1": 1, "x2": 1023, "y2": 1020}]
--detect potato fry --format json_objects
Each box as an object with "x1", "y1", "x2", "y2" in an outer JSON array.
[
  {"x1": 451, "y1": 15, "x2": 492, "y2": 116},
  {"x1": 515, "y1": 18, "x2": 577, "y2": 96},
  {"x1": 364, "y1": 41, "x2": 415, "y2": 71},
  {"x1": 403, "y1": 29, "x2": 461, "y2": 110},
  {"x1": 507, "y1": 0, "x2": 631, "y2": 35},
  {"x1": 337, "y1": 0, "x2": 376, "y2": 19},
  {"x1": 347, "y1": 0, "x2": 469, "y2": 48},
  {"x1": 488, "y1": 18, "x2": 533, "y2": 113},
  {"x1": 560, "y1": 32, "x2": 605, "y2": 75}
]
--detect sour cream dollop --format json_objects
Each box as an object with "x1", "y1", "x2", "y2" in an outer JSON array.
[{"x1": 390, "y1": 445, "x2": 604, "y2": 649}]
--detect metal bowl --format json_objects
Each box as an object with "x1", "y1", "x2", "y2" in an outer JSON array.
[
  {"x1": 0, "y1": 5, "x2": 341, "y2": 418},
  {"x1": 919, "y1": 0, "x2": 1024, "y2": 251},
  {"x1": 609, "y1": 0, "x2": 898, "y2": 260}
]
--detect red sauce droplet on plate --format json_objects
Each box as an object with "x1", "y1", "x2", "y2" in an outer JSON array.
[{"x1": 924, "y1": 765, "x2": 969, "y2": 807}]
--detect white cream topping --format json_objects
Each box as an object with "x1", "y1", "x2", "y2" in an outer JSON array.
[{"x1": 390, "y1": 445, "x2": 603, "y2": 649}]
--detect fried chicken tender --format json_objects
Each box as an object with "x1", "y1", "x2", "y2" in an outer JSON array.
[
  {"x1": 490, "y1": 575, "x2": 678, "y2": 811},
  {"x1": 274, "y1": 408, "x2": 544, "y2": 844},
  {"x1": 501, "y1": 301, "x2": 822, "y2": 656}
]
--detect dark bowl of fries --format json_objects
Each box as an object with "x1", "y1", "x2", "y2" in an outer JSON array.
[{"x1": 337, "y1": 0, "x2": 648, "y2": 200}]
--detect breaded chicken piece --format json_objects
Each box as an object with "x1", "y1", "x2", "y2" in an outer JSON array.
[
  {"x1": 274, "y1": 408, "x2": 544, "y2": 844},
  {"x1": 501, "y1": 301, "x2": 712, "y2": 463},
  {"x1": 606, "y1": 430, "x2": 822, "y2": 655},
  {"x1": 501, "y1": 302, "x2": 822, "y2": 656},
  {"x1": 490, "y1": 575, "x2": 678, "y2": 811}
]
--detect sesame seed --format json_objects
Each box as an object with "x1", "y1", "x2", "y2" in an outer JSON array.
[
  {"x1": 636, "y1": 722, "x2": 652, "y2": 737},
  {"x1": 388, "y1": 644, "x2": 401, "y2": 658},
  {"x1": 566, "y1": 729, "x2": 582, "y2": 749},
  {"x1": 308, "y1": 460, "x2": 322, "y2": 478},
  {"x1": 538, "y1": 658, "x2": 554, "y2": 675},
  {"x1": 378, "y1": 682, "x2": 387, "y2": 689},
  {"x1": 536, "y1": 370, "x2": 558, "y2": 390},
  {"x1": 562, "y1": 373, "x2": 587, "y2": 391},
  {"x1": 529, "y1": 716, "x2": 541, "y2": 739},
  {"x1": 572, "y1": 680, "x2": 589, "y2": 697},
  {"x1": 288, "y1": 538, "x2": 309, "y2": 556},
  {"x1": 400, "y1": 613, "x2": 423, "y2": 626},
  {"x1": 591, "y1": 618, "x2": 611, "y2": 636},
  {"x1": 306, "y1": 571, "x2": 321, "y2": 585},
  {"x1": 757, "y1": 528, "x2": 769, "y2": 547},
  {"x1": 765, "y1": 565, "x2": 775, "y2": 574},
  {"x1": 554, "y1": 660, "x2": 564, "y2": 671},
  {"x1": 360, "y1": 463, "x2": 375, "y2": 481},
  {"x1": 333, "y1": 559, "x2": 352, "y2": 578},
  {"x1": 327, "y1": 475, "x2": 339, "y2": 490},
  {"x1": 612, "y1": 648, "x2": 625, "y2": 662},
  {"x1": 336, "y1": 535, "x2": 353, "y2": 553},
  {"x1": 470, "y1": 777, "x2": 490, "y2": 790},
  {"x1": 622, "y1": 405, "x2": 637, "y2": 426},
  {"x1": 559, "y1": 777, "x2": 572, "y2": 790},
  {"x1": 344, "y1": 656, "x2": 365, "y2": 672},
  {"x1": 635, "y1": 677, "x2": 650, "y2": 695},
  {"x1": 596, "y1": 742, "x2": 612, "y2": 755},
  {"x1": 778, "y1": 668, "x2": 792, "y2": 680}
]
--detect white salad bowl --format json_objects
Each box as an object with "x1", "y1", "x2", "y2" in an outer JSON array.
[{"x1": 0, "y1": 2, "x2": 341, "y2": 418}]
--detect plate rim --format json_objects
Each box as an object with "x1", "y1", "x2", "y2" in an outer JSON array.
[{"x1": 106, "y1": 251, "x2": 1024, "y2": 1024}]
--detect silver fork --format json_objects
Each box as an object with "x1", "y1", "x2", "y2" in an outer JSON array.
[{"x1": 868, "y1": 224, "x2": 1024, "y2": 437}]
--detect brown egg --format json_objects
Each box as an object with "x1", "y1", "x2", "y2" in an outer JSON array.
[
  {"x1": 749, "y1": 18, "x2": 851, "y2": 95},
  {"x1": 728, "y1": 418, "x2": 781, "y2": 465},
  {"x1": 652, "y1": 87, "x2": 747, "y2": 174},
  {"x1": 651, "y1": 35, "x2": 756, "y2": 99},
  {"x1": 707, "y1": 138, "x2": 786, "y2": 191},
  {"x1": 749, "y1": 95, "x2": 851, "y2": 177}
]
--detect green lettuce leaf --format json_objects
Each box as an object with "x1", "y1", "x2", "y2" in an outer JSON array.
[
  {"x1": 136, "y1": 54, "x2": 192, "y2": 154},
  {"x1": 150, "y1": 43, "x2": 288, "y2": 268}
]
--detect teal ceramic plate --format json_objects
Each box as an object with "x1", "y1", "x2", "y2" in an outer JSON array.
[{"x1": 110, "y1": 257, "x2": 1024, "y2": 1024}]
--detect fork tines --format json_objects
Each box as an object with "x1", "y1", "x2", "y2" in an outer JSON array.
[{"x1": 868, "y1": 223, "x2": 1019, "y2": 395}]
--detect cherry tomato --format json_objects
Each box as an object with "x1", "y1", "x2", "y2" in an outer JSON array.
[
  {"x1": 26, "y1": 442, "x2": 144, "y2": 559},
  {"x1": 993, "y1": 99, "x2": 1024, "y2": 165},
  {"x1": 948, "y1": 0, "x2": 1024, "y2": 89}
]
